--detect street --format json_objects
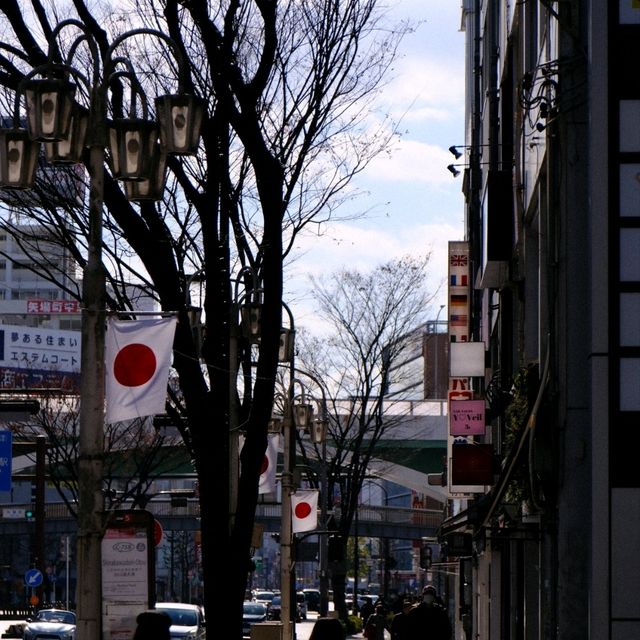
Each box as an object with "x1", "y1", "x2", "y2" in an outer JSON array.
[
  {"x1": 0, "y1": 612, "x2": 347, "y2": 640},
  {"x1": 0, "y1": 610, "x2": 373, "y2": 640}
]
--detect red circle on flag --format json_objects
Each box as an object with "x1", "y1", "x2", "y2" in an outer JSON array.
[
  {"x1": 153, "y1": 519, "x2": 164, "y2": 547},
  {"x1": 113, "y1": 343, "x2": 157, "y2": 387},
  {"x1": 294, "y1": 501, "x2": 312, "y2": 519},
  {"x1": 260, "y1": 455, "x2": 269, "y2": 475}
]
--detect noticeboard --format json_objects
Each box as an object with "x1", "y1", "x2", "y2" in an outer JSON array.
[{"x1": 102, "y1": 510, "x2": 155, "y2": 640}]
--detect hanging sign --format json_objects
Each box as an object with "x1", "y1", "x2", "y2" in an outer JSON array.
[{"x1": 449, "y1": 399, "x2": 486, "y2": 436}]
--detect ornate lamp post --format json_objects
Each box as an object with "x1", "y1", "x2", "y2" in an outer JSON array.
[{"x1": 0, "y1": 19, "x2": 203, "y2": 640}]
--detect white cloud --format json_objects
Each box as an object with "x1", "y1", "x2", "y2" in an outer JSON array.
[{"x1": 363, "y1": 139, "x2": 457, "y2": 186}]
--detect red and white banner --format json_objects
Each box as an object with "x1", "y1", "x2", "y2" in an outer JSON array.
[
  {"x1": 291, "y1": 489, "x2": 319, "y2": 534},
  {"x1": 259, "y1": 434, "x2": 280, "y2": 494},
  {"x1": 105, "y1": 316, "x2": 177, "y2": 424}
]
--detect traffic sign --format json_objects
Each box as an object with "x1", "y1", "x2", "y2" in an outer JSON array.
[
  {"x1": 24, "y1": 568, "x2": 43, "y2": 587},
  {"x1": 2, "y1": 508, "x2": 25, "y2": 519}
]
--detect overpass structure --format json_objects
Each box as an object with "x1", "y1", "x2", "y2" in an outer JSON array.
[{"x1": 0, "y1": 499, "x2": 443, "y2": 541}]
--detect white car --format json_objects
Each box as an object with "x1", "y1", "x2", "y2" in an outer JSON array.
[
  {"x1": 23, "y1": 609, "x2": 76, "y2": 640},
  {"x1": 154, "y1": 602, "x2": 206, "y2": 640},
  {"x1": 243, "y1": 601, "x2": 268, "y2": 637}
]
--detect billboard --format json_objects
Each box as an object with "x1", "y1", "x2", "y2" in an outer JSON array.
[{"x1": 0, "y1": 324, "x2": 81, "y2": 390}]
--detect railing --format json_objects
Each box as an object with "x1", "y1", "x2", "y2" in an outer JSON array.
[{"x1": 0, "y1": 500, "x2": 443, "y2": 538}]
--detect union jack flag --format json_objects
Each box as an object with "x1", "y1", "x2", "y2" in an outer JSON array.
[
  {"x1": 451, "y1": 314, "x2": 468, "y2": 326},
  {"x1": 450, "y1": 254, "x2": 468, "y2": 266}
]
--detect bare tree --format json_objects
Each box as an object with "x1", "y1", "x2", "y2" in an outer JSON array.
[
  {"x1": 12, "y1": 393, "x2": 185, "y2": 515},
  {"x1": 0, "y1": 0, "x2": 410, "y2": 633},
  {"x1": 295, "y1": 254, "x2": 439, "y2": 621}
]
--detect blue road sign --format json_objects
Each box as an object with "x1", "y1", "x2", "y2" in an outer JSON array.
[
  {"x1": 0, "y1": 431, "x2": 11, "y2": 492},
  {"x1": 24, "y1": 568, "x2": 43, "y2": 587}
]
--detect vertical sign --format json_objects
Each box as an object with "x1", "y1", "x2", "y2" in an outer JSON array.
[
  {"x1": 102, "y1": 510, "x2": 154, "y2": 640},
  {"x1": 448, "y1": 241, "x2": 470, "y2": 344},
  {"x1": 0, "y1": 431, "x2": 11, "y2": 492},
  {"x1": 447, "y1": 241, "x2": 486, "y2": 495}
]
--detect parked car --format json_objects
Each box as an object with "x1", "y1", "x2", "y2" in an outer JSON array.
[
  {"x1": 302, "y1": 588, "x2": 321, "y2": 612},
  {"x1": 268, "y1": 595, "x2": 282, "y2": 620},
  {"x1": 267, "y1": 593, "x2": 307, "y2": 622},
  {"x1": 253, "y1": 591, "x2": 276, "y2": 605},
  {"x1": 154, "y1": 602, "x2": 206, "y2": 640},
  {"x1": 23, "y1": 609, "x2": 76, "y2": 640},
  {"x1": 243, "y1": 601, "x2": 268, "y2": 637}
]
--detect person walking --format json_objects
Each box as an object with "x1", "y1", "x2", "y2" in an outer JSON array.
[
  {"x1": 389, "y1": 598, "x2": 413, "y2": 640},
  {"x1": 364, "y1": 604, "x2": 388, "y2": 640},
  {"x1": 132, "y1": 610, "x2": 171, "y2": 640},
  {"x1": 405, "y1": 585, "x2": 451, "y2": 640},
  {"x1": 310, "y1": 617, "x2": 346, "y2": 640},
  {"x1": 360, "y1": 597, "x2": 375, "y2": 624}
]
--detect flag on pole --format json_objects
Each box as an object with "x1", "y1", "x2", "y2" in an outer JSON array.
[
  {"x1": 291, "y1": 489, "x2": 319, "y2": 534},
  {"x1": 105, "y1": 316, "x2": 177, "y2": 423},
  {"x1": 259, "y1": 434, "x2": 280, "y2": 494}
]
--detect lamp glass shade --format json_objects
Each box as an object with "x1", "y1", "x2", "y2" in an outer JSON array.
[
  {"x1": 0, "y1": 129, "x2": 41, "y2": 189},
  {"x1": 293, "y1": 403, "x2": 313, "y2": 429},
  {"x1": 278, "y1": 328, "x2": 295, "y2": 362},
  {"x1": 309, "y1": 419, "x2": 327, "y2": 444},
  {"x1": 108, "y1": 119, "x2": 158, "y2": 180},
  {"x1": 124, "y1": 145, "x2": 167, "y2": 201},
  {"x1": 155, "y1": 94, "x2": 205, "y2": 155},
  {"x1": 23, "y1": 77, "x2": 76, "y2": 141},
  {"x1": 240, "y1": 302, "x2": 262, "y2": 342},
  {"x1": 44, "y1": 104, "x2": 88, "y2": 164}
]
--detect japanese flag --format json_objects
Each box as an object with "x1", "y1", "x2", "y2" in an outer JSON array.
[
  {"x1": 291, "y1": 489, "x2": 319, "y2": 534},
  {"x1": 105, "y1": 316, "x2": 177, "y2": 424},
  {"x1": 259, "y1": 434, "x2": 280, "y2": 494}
]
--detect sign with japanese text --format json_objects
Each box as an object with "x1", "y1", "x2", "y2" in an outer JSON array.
[
  {"x1": 450, "y1": 399, "x2": 486, "y2": 435},
  {"x1": 0, "y1": 324, "x2": 80, "y2": 391},
  {"x1": 0, "y1": 431, "x2": 10, "y2": 492},
  {"x1": 102, "y1": 510, "x2": 154, "y2": 640},
  {"x1": 26, "y1": 299, "x2": 81, "y2": 314}
]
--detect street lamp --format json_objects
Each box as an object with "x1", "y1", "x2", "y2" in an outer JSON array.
[
  {"x1": 0, "y1": 19, "x2": 203, "y2": 640},
  {"x1": 290, "y1": 371, "x2": 330, "y2": 617},
  {"x1": 272, "y1": 319, "x2": 330, "y2": 639}
]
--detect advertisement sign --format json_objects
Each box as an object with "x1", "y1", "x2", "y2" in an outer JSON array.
[
  {"x1": 102, "y1": 510, "x2": 154, "y2": 640},
  {"x1": 449, "y1": 399, "x2": 486, "y2": 436},
  {"x1": 451, "y1": 442, "x2": 495, "y2": 486},
  {"x1": 0, "y1": 431, "x2": 11, "y2": 492},
  {"x1": 0, "y1": 324, "x2": 81, "y2": 391},
  {"x1": 26, "y1": 300, "x2": 81, "y2": 314}
]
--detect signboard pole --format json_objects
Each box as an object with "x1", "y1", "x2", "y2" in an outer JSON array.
[{"x1": 34, "y1": 436, "x2": 45, "y2": 604}]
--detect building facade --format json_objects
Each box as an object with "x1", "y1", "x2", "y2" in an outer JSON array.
[{"x1": 438, "y1": 2, "x2": 634, "y2": 638}]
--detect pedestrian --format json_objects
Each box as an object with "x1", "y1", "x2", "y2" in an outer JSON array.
[
  {"x1": 405, "y1": 585, "x2": 451, "y2": 640},
  {"x1": 364, "y1": 604, "x2": 387, "y2": 640},
  {"x1": 309, "y1": 616, "x2": 346, "y2": 640},
  {"x1": 360, "y1": 597, "x2": 375, "y2": 623},
  {"x1": 133, "y1": 610, "x2": 171, "y2": 640},
  {"x1": 389, "y1": 598, "x2": 413, "y2": 640}
]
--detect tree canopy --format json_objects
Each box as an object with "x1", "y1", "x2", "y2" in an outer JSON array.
[{"x1": 0, "y1": 0, "x2": 411, "y2": 636}]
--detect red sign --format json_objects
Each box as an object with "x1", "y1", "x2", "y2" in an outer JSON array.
[
  {"x1": 451, "y1": 443, "x2": 494, "y2": 485},
  {"x1": 26, "y1": 299, "x2": 81, "y2": 314},
  {"x1": 153, "y1": 519, "x2": 164, "y2": 547},
  {"x1": 450, "y1": 399, "x2": 486, "y2": 435}
]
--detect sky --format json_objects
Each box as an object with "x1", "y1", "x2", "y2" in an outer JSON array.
[{"x1": 285, "y1": 1, "x2": 467, "y2": 335}]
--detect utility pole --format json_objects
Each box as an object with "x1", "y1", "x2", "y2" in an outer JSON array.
[{"x1": 34, "y1": 435, "x2": 46, "y2": 605}]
